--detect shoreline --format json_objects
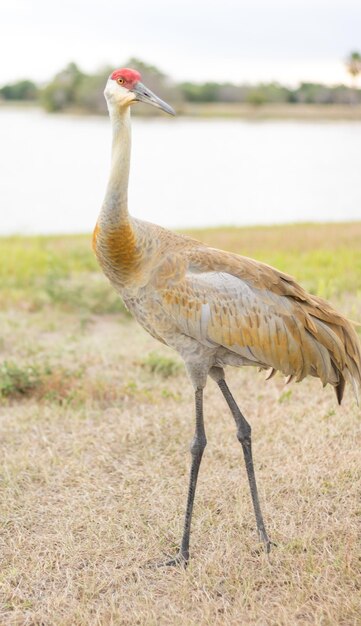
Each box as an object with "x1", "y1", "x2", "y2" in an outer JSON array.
[{"x1": 2, "y1": 100, "x2": 361, "y2": 121}]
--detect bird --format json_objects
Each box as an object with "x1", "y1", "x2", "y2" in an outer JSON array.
[{"x1": 92, "y1": 67, "x2": 361, "y2": 566}]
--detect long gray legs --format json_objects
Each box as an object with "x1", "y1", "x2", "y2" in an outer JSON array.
[
  {"x1": 215, "y1": 371, "x2": 271, "y2": 553},
  {"x1": 166, "y1": 387, "x2": 206, "y2": 566},
  {"x1": 162, "y1": 369, "x2": 270, "y2": 568}
]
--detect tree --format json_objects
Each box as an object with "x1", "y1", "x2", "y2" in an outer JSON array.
[
  {"x1": 346, "y1": 51, "x2": 361, "y2": 84},
  {"x1": 345, "y1": 51, "x2": 361, "y2": 105},
  {"x1": 74, "y1": 66, "x2": 112, "y2": 114},
  {"x1": 40, "y1": 62, "x2": 85, "y2": 112},
  {"x1": 246, "y1": 88, "x2": 267, "y2": 106},
  {"x1": 0, "y1": 79, "x2": 38, "y2": 101}
]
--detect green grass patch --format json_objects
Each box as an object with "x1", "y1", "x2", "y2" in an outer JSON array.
[
  {"x1": 278, "y1": 389, "x2": 293, "y2": 404},
  {"x1": 0, "y1": 361, "x2": 42, "y2": 398},
  {"x1": 0, "y1": 359, "x2": 87, "y2": 404},
  {"x1": 140, "y1": 352, "x2": 182, "y2": 378},
  {"x1": 0, "y1": 235, "x2": 128, "y2": 315},
  {"x1": 1, "y1": 223, "x2": 361, "y2": 312}
]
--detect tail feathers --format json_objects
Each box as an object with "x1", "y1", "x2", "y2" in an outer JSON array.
[
  {"x1": 311, "y1": 315, "x2": 361, "y2": 406},
  {"x1": 334, "y1": 373, "x2": 345, "y2": 405},
  {"x1": 342, "y1": 357, "x2": 361, "y2": 406},
  {"x1": 283, "y1": 304, "x2": 361, "y2": 405}
]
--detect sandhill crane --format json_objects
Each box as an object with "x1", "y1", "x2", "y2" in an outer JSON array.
[{"x1": 93, "y1": 67, "x2": 361, "y2": 566}]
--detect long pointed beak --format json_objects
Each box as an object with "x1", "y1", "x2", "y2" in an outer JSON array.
[{"x1": 131, "y1": 81, "x2": 176, "y2": 116}]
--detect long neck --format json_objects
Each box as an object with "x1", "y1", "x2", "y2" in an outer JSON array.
[{"x1": 100, "y1": 106, "x2": 132, "y2": 227}]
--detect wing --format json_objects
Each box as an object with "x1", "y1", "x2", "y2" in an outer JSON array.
[{"x1": 151, "y1": 245, "x2": 361, "y2": 399}]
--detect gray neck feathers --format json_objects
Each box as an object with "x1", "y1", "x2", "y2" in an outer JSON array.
[{"x1": 100, "y1": 106, "x2": 131, "y2": 228}]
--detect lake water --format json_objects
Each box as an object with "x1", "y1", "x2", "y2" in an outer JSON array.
[{"x1": 1, "y1": 107, "x2": 361, "y2": 235}]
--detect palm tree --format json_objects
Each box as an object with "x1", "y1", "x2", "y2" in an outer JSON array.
[
  {"x1": 346, "y1": 51, "x2": 361, "y2": 83},
  {"x1": 345, "y1": 51, "x2": 361, "y2": 105}
]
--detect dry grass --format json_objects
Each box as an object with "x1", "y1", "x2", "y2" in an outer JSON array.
[{"x1": 1, "y1": 225, "x2": 361, "y2": 625}]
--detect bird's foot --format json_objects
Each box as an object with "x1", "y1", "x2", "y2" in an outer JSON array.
[
  {"x1": 156, "y1": 550, "x2": 189, "y2": 569},
  {"x1": 258, "y1": 528, "x2": 276, "y2": 555}
]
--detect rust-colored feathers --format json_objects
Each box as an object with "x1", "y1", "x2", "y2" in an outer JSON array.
[
  {"x1": 94, "y1": 220, "x2": 361, "y2": 405},
  {"x1": 154, "y1": 243, "x2": 361, "y2": 405}
]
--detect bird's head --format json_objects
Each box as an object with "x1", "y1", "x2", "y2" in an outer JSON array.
[{"x1": 104, "y1": 68, "x2": 175, "y2": 116}]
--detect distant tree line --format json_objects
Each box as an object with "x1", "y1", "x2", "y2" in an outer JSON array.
[
  {"x1": 179, "y1": 80, "x2": 361, "y2": 105},
  {"x1": 0, "y1": 79, "x2": 38, "y2": 101},
  {"x1": 1, "y1": 53, "x2": 361, "y2": 113}
]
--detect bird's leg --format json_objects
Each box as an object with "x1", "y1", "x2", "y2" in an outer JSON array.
[
  {"x1": 164, "y1": 387, "x2": 207, "y2": 567},
  {"x1": 211, "y1": 368, "x2": 272, "y2": 554}
]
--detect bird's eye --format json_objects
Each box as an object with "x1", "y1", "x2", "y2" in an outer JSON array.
[{"x1": 117, "y1": 77, "x2": 124, "y2": 86}]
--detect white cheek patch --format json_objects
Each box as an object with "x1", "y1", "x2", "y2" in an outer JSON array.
[
  {"x1": 117, "y1": 84, "x2": 131, "y2": 97},
  {"x1": 104, "y1": 79, "x2": 132, "y2": 104}
]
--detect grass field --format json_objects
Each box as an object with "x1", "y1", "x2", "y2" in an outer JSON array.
[{"x1": 1, "y1": 223, "x2": 361, "y2": 625}]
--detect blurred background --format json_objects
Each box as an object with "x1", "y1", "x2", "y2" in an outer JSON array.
[{"x1": 1, "y1": 0, "x2": 361, "y2": 234}]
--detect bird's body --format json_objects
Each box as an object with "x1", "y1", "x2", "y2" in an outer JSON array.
[
  {"x1": 94, "y1": 214, "x2": 361, "y2": 401},
  {"x1": 94, "y1": 68, "x2": 361, "y2": 565}
]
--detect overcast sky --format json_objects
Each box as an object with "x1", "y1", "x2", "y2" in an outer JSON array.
[{"x1": 1, "y1": 0, "x2": 360, "y2": 86}]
